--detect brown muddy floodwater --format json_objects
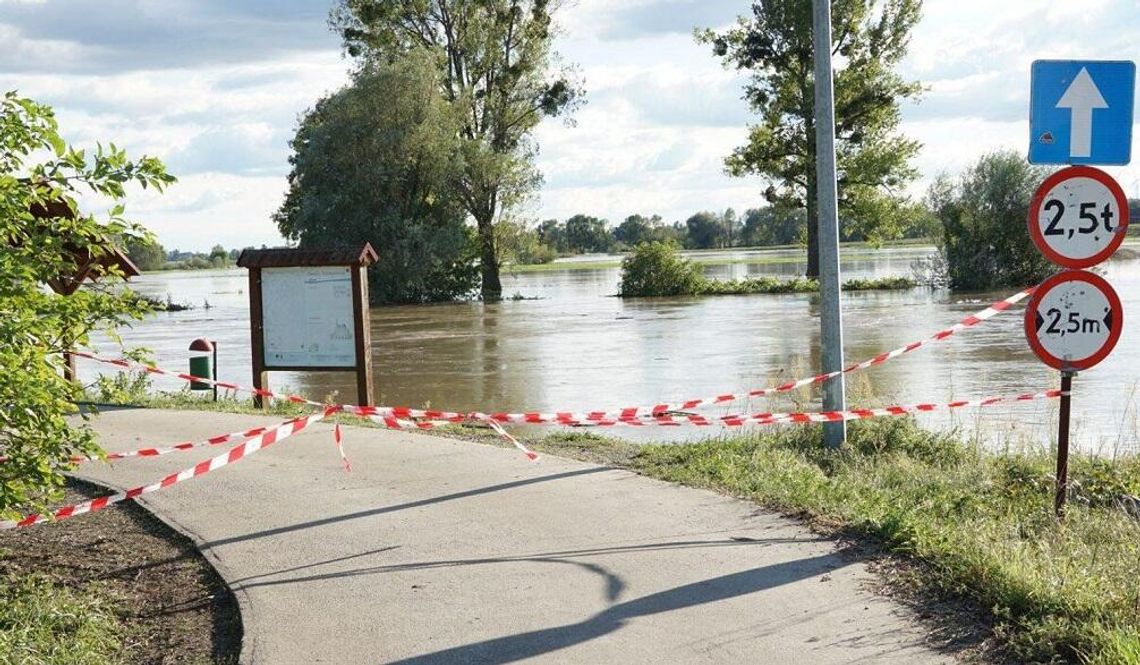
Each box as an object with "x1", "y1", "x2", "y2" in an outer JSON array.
[{"x1": 86, "y1": 245, "x2": 1140, "y2": 453}]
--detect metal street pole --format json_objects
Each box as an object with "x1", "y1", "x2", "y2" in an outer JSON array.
[{"x1": 813, "y1": 0, "x2": 847, "y2": 448}]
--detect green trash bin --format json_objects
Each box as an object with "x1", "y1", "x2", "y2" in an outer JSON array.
[{"x1": 188, "y1": 355, "x2": 213, "y2": 391}]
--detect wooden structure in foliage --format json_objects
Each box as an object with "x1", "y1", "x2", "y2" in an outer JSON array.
[{"x1": 28, "y1": 195, "x2": 140, "y2": 381}]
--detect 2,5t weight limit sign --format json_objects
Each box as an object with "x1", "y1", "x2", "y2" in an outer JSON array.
[
  {"x1": 1025, "y1": 270, "x2": 1123, "y2": 371},
  {"x1": 1028, "y1": 166, "x2": 1129, "y2": 269}
]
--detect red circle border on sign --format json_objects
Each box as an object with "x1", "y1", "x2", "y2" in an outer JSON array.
[
  {"x1": 1026, "y1": 165, "x2": 1130, "y2": 270},
  {"x1": 1024, "y1": 270, "x2": 1124, "y2": 371}
]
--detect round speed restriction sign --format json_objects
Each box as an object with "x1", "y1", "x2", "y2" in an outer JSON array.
[
  {"x1": 1025, "y1": 270, "x2": 1123, "y2": 371},
  {"x1": 1028, "y1": 166, "x2": 1129, "y2": 269}
]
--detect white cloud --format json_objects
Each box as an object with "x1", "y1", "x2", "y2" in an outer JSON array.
[{"x1": 3, "y1": 0, "x2": 1139, "y2": 249}]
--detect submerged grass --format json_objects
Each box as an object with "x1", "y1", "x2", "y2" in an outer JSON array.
[{"x1": 697, "y1": 274, "x2": 916, "y2": 295}]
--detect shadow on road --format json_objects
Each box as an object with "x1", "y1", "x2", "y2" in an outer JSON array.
[
  {"x1": 203, "y1": 467, "x2": 611, "y2": 550},
  {"x1": 384, "y1": 552, "x2": 842, "y2": 664},
  {"x1": 232, "y1": 536, "x2": 820, "y2": 602}
]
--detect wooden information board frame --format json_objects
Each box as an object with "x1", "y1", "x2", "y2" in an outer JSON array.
[{"x1": 237, "y1": 244, "x2": 377, "y2": 408}]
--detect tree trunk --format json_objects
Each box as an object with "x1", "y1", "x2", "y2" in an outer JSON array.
[
  {"x1": 806, "y1": 175, "x2": 820, "y2": 278},
  {"x1": 476, "y1": 213, "x2": 502, "y2": 301}
]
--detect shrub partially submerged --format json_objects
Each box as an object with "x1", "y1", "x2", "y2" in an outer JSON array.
[{"x1": 619, "y1": 242, "x2": 916, "y2": 297}]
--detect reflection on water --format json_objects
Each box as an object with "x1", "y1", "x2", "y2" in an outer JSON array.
[{"x1": 87, "y1": 246, "x2": 1140, "y2": 453}]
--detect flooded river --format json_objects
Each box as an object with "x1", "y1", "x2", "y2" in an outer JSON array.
[{"x1": 85, "y1": 245, "x2": 1140, "y2": 453}]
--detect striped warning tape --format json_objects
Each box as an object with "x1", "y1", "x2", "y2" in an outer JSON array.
[
  {"x1": 0, "y1": 409, "x2": 332, "y2": 530},
  {"x1": 0, "y1": 426, "x2": 272, "y2": 466},
  {"x1": 361, "y1": 389, "x2": 1061, "y2": 428},
  {"x1": 74, "y1": 288, "x2": 1034, "y2": 425}
]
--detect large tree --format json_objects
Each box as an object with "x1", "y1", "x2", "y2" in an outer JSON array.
[
  {"x1": 332, "y1": 0, "x2": 582, "y2": 300},
  {"x1": 275, "y1": 54, "x2": 479, "y2": 304},
  {"x1": 702, "y1": 0, "x2": 923, "y2": 277},
  {"x1": 1, "y1": 92, "x2": 173, "y2": 519}
]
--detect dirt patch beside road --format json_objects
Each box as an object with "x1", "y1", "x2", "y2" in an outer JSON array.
[{"x1": 0, "y1": 479, "x2": 241, "y2": 664}]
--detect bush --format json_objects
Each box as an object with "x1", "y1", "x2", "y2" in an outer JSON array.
[
  {"x1": 929, "y1": 150, "x2": 1056, "y2": 290},
  {"x1": 619, "y1": 241, "x2": 704, "y2": 297},
  {"x1": 0, "y1": 92, "x2": 173, "y2": 518}
]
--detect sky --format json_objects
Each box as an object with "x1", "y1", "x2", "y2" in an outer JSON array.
[{"x1": 2, "y1": 0, "x2": 1139, "y2": 252}]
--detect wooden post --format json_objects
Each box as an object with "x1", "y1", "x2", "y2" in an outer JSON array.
[
  {"x1": 248, "y1": 267, "x2": 268, "y2": 410},
  {"x1": 351, "y1": 265, "x2": 375, "y2": 407},
  {"x1": 1055, "y1": 371, "x2": 1074, "y2": 519},
  {"x1": 62, "y1": 350, "x2": 77, "y2": 384}
]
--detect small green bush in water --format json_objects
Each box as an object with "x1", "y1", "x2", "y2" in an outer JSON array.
[
  {"x1": 619, "y1": 242, "x2": 916, "y2": 297},
  {"x1": 619, "y1": 242, "x2": 704, "y2": 296},
  {"x1": 930, "y1": 150, "x2": 1056, "y2": 290}
]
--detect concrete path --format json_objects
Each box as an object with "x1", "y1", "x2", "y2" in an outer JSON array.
[{"x1": 73, "y1": 409, "x2": 953, "y2": 664}]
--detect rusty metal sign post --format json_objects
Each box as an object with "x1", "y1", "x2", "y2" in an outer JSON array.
[{"x1": 237, "y1": 245, "x2": 378, "y2": 409}]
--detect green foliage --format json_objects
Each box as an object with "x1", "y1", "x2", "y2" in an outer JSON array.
[
  {"x1": 618, "y1": 242, "x2": 704, "y2": 297},
  {"x1": 564, "y1": 214, "x2": 614, "y2": 253},
  {"x1": 843, "y1": 275, "x2": 916, "y2": 290},
  {"x1": 619, "y1": 242, "x2": 914, "y2": 296},
  {"x1": 0, "y1": 91, "x2": 173, "y2": 519},
  {"x1": 701, "y1": 0, "x2": 923, "y2": 276},
  {"x1": 930, "y1": 150, "x2": 1056, "y2": 290},
  {"x1": 123, "y1": 236, "x2": 165, "y2": 272},
  {"x1": 332, "y1": 0, "x2": 583, "y2": 300},
  {"x1": 619, "y1": 241, "x2": 917, "y2": 297},
  {"x1": 0, "y1": 575, "x2": 121, "y2": 665},
  {"x1": 625, "y1": 419, "x2": 1140, "y2": 663},
  {"x1": 495, "y1": 220, "x2": 557, "y2": 265},
  {"x1": 275, "y1": 54, "x2": 479, "y2": 304},
  {"x1": 91, "y1": 367, "x2": 154, "y2": 405},
  {"x1": 684, "y1": 211, "x2": 725, "y2": 249},
  {"x1": 742, "y1": 205, "x2": 805, "y2": 246},
  {"x1": 613, "y1": 214, "x2": 659, "y2": 247}
]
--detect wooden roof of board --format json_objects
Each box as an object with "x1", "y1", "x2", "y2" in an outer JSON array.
[{"x1": 236, "y1": 243, "x2": 378, "y2": 268}]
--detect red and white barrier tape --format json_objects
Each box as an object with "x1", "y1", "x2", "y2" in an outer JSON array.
[
  {"x1": 0, "y1": 409, "x2": 332, "y2": 530},
  {"x1": 73, "y1": 288, "x2": 1033, "y2": 426},
  {"x1": 365, "y1": 389, "x2": 1061, "y2": 428},
  {"x1": 0, "y1": 426, "x2": 273, "y2": 466}
]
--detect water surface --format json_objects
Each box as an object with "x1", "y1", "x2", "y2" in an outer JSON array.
[{"x1": 86, "y1": 245, "x2": 1140, "y2": 453}]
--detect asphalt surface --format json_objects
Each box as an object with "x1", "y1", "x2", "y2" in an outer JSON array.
[{"x1": 72, "y1": 408, "x2": 954, "y2": 664}]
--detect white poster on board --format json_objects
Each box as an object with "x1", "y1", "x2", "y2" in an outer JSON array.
[{"x1": 261, "y1": 266, "x2": 356, "y2": 367}]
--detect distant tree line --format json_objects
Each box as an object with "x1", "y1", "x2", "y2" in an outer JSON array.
[
  {"x1": 496, "y1": 205, "x2": 935, "y2": 264},
  {"x1": 124, "y1": 238, "x2": 250, "y2": 272}
]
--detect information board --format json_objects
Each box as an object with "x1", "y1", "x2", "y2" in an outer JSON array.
[{"x1": 261, "y1": 266, "x2": 357, "y2": 368}]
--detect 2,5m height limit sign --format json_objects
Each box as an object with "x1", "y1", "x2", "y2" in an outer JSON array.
[{"x1": 1024, "y1": 270, "x2": 1123, "y2": 372}]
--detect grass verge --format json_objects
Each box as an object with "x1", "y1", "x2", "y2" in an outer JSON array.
[{"x1": 0, "y1": 574, "x2": 120, "y2": 665}]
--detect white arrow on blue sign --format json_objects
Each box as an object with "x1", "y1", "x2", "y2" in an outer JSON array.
[{"x1": 1029, "y1": 60, "x2": 1135, "y2": 166}]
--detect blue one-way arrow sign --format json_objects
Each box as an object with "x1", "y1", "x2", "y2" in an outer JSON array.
[{"x1": 1030, "y1": 60, "x2": 1135, "y2": 165}]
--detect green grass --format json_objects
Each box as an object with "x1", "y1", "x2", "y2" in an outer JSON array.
[
  {"x1": 695, "y1": 275, "x2": 916, "y2": 296},
  {"x1": 0, "y1": 574, "x2": 121, "y2": 665}
]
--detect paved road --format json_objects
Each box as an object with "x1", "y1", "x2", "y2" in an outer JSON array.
[{"x1": 73, "y1": 409, "x2": 953, "y2": 664}]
